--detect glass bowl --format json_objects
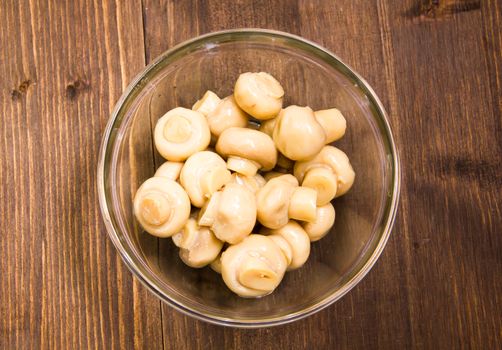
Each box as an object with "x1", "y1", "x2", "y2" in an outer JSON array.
[{"x1": 97, "y1": 29, "x2": 400, "y2": 327}]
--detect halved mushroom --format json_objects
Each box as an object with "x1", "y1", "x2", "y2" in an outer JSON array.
[
  {"x1": 314, "y1": 108, "x2": 347, "y2": 143},
  {"x1": 154, "y1": 161, "x2": 183, "y2": 181},
  {"x1": 180, "y1": 151, "x2": 232, "y2": 207},
  {"x1": 294, "y1": 146, "x2": 355, "y2": 198},
  {"x1": 303, "y1": 203, "x2": 335, "y2": 242},
  {"x1": 256, "y1": 174, "x2": 317, "y2": 229},
  {"x1": 228, "y1": 172, "x2": 266, "y2": 194},
  {"x1": 234, "y1": 72, "x2": 284, "y2": 120},
  {"x1": 260, "y1": 221, "x2": 310, "y2": 270},
  {"x1": 221, "y1": 234, "x2": 288, "y2": 297},
  {"x1": 215, "y1": 127, "x2": 277, "y2": 176},
  {"x1": 192, "y1": 90, "x2": 221, "y2": 116},
  {"x1": 154, "y1": 107, "x2": 210, "y2": 161},
  {"x1": 172, "y1": 215, "x2": 224, "y2": 268},
  {"x1": 133, "y1": 177, "x2": 191, "y2": 237},
  {"x1": 272, "y1": 105, "x2": 326, "y2": 161},
  {"x1": 198, "y1": 183, "x2": 256, "y2": 244},
  {"x1": 206, "y1": 96, "x2": 249, "y2": 137}
]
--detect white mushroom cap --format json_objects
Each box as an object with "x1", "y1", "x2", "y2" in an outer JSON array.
[
  {"x1": 192, "y1": 90, "x2": 221, "y2": 116},
  {"x1": 256, "y1": 174, "x2": 298, "y2": 229},
  {"x1": 154, "y1": 107, "x2": 210, "y2": 161},
  {"x1": 173, "y1": 216, "x2": 224, "y2": 268},
  {"x1": 206, "y1": 96, "x2": 249, "y2": 137},
  {"x1": 199, "y1": 183, "x2": 256, "y2": 244},
  {"x1": 228, "y1": 173, "x2": 266, "y2": 194},
  {"x1": 133, "y1": 177, "x2": 191, "y2": 237},
  {"x1": 272, "y1": 105, "x2": 326, "y2": 161},
  {"x1": 154, "y1": 161, "x2": 183, "y2": 181},
  {"x1": 180, "y1": 151, "x2": 232, "y2": 207},
  {"x1": 221, "y1": 234, "x2": 287, "y2": 297},
  {"x1": 294, "y1": 146, "x2": 355, "y2": 197},
  {"x1": 234, "y1": 72, "x2": 284, "y2": 120},
  {"x1": 216, "y1": 127, "x2": 277, "y2": 176},
  {"x1": 303, "y1": 203, "x2": 335, "y2": 242},
  {"x1": 261, "y1": 221, "x2": 310, "y2": 270},
  {"x1": 314, "y1": 108, "x2": 347, "y2": 143}
]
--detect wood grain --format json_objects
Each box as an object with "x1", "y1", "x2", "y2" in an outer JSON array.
[{"x1": 1, "y1": 0, "x2": 501, "y2": 349}]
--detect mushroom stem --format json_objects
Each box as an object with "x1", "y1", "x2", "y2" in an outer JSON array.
[
  {"x1": 288, "y1": 187, "x2": 317, "y2": 222},
  {"x1": 139, "y1": 193, "x2": 171, "y2": 226},
  {"x1": 302, "y1": 167, "x2": 338, "y2": 205},
  {"x1": 238, "y1": 258, "x2": 280, "y2": 291},
  {"x1": 227, "y1": 156, "x2": 261, "y2": 177},
  {"x1": 198, "y1": 191, "x2": 222, "y2": 226},
  {"x1": 200, "y1": 166, "x2": 232, "y2": 198}
]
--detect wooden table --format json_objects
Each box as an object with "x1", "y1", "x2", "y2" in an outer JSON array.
[{"x1": 1, "y1": 0, "x2": 501, "y2": 348}]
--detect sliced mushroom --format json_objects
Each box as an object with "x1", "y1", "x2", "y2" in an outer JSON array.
[
  {"x1": 133, "y1": 177, "x2": 191, "y2": 237},
  {"x1": 154, "y1": 161, "x2": 183, "y2": 181},
  {"x1": 206, "y1": 96, "x2": 249, "y2": 137},
  {"x1": 256, "y1": 174, "x2": 317, "y2": 228},
  {"x1": 272, "y1": 105, "x2": 326, "y2": 161},
  {"x1": 180, "y1": 151, "x2": 232, "y2": 207},
  {"x1": 198, "y1": 183, "x2": 256, "y2": 244},
  {"x1": 154, "y1": 107, "x2": 210, "y2": 161},
  {"x1": 294, "y1": 146, "x2": 355, "y2": 198},
  {"x1": 228, "y1": 172, "x2": 266, "y2": 194},
  {"x1": 234, "y1": 72, "x2": 284, "y2": 120},
  {"x1": 215, "y1": 127, "x2": 277, "y2": 176},
  {"x1": 303, "y1": 203, "x2": 335, "y2": 242},
  {"x1": 221, "y1": 234, "x2": 287, "y2": 297},
  {"x1": 261, "y1": 221, "x2": 310, "y2": 270},
  {"x1": 314, "y1": 108, "x2": 347, "y2": 143},
  {"x1": 173, "y1": 215, "x2": 224, "y2": 268},
  {"x1": 192, "y1": 90, "x2": 221, "y2": 116}
]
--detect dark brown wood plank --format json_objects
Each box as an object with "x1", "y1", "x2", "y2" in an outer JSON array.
[
  {"x1": 0, "y1": 1, "x2": 163, "y2": 349},
  {"x1": 376, "y1": 0, "x2": 502, "y2": 348}
]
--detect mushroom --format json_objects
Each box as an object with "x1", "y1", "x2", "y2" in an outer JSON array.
[
  {"x1": 228, "y1": 172, "x2": 266, "y2": 194},
  {"x1": 258, "y1": 117, "x2": 276, "y2": 137},
  {"x1": 294, "y1": 145, "x2": 355, "y2": 198},
  {"x1": 206, "y1": 96, "x2": 249, "y2": 137},
  {"x1": 260, "y1": 221, "x2": 311, "y2": 270},
  {"x1": 301, "y1": 167, "x2": 338, "y2": 205},
  {"x1": 221, "y1": 234, "x2": 288, "y2": 297},
  {"x1": 215, "y1": 127, "x2": 277, "y2": 176},
  {"x1": 210, "y1": 253, "x2": 222, "y2": 274},
  {"x1": 180, "y1": 151, "x2": 232, "y2": 207},
  {"x1": 198, "y1": 183, "x2": 256, "y2": 244},
  {"x1": 272, "y1": 105, "x2": 326, "y2": 161},
  {"x1": 133, "y1": 177, "x2": 191, "y2": 237},
  {"x1": 154, "y1": 107, "x2": 210, "y2": 161},
  {"x1": 154, "y1": 161, "x2": 183, "y2": 181},
  {"x1": 256, "y1": 174, "x2": 317, "y2": 229},
  {"x1": 172, "y1": 215, "x2": 224, "y2": 268},
  {"x1": 234, "y1": 72, "x2": 284, "y2": 120},
  {"x1": 192, "y1": 90, "x2": 221, "y2": 116},
  {"x1": 303, "y1": 203, "x2": 335, "y2": 242},
  {"x1": 314, "y1": 108, "x2": 347, "y2": 143}
]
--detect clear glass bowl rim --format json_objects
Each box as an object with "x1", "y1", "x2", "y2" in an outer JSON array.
[{"x1": 97, "y1": 28, "x2": 401, "y2": 328}]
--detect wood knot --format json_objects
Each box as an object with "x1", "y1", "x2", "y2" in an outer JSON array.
[
  {"x1": 66, "y1": 78, "x2": 89, "y2": 99},
  {"x1": 407, "y1": 0, "x2": 481, "y2": 20},
  {"x1": 11, "y1": 79, "x2": 32, "y2": 101}
]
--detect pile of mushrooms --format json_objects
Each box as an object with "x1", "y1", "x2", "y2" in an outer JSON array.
[{"x1": 134, "y1": 72, "x2": 355, "y2": 297}]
